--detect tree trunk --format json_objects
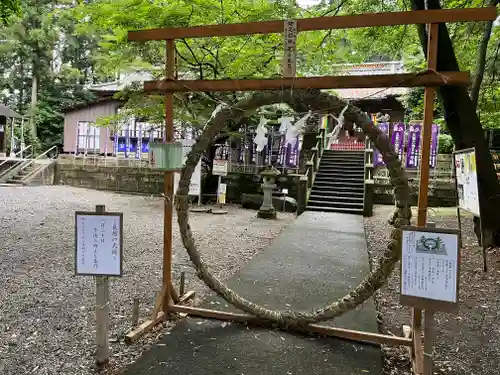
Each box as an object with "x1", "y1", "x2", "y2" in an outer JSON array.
[
  {"x1": 411, "y1": 0, "x2": 500, "y2": 246},
  {"x1": 30, "y1": 71, "x2": 38, "y2": 145}
]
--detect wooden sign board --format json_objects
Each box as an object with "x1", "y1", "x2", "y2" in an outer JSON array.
[
  {"x1": 453, "y1": 147, "x2": 480, "y2": 216},
  {"x1": 400, "y1": 226, "x2": 461, "y2": 312},
  {"x1": 283, "y1": 20, "x2": 297, "y2": 77},
  {"x1": 75, "y1": 211, "x2": 124, "y2": 277},
  {"x1": 213, "y1": 159, "x2": 228, "y2": 176}
]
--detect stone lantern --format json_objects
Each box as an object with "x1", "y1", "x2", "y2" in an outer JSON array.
[{"x1": 258, "y1": 166, "x2": 281, "y2": 219}]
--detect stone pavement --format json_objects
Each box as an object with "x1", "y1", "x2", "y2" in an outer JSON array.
[{"x1": 123, "y1": 211, "x2": 382, "y2": 375}]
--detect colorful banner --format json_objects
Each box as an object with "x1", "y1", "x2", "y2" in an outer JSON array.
[
  {"x1": 373, "y1": 122, "x2": 389, "y2": 167},
  {"x1": 430, "y1": 124, "x2": 440, "y2": 168},
  {"x1": 405, "y1": 124, "x2": 422, "y2": 169},
  {"x1": 286, "y1": 136, "x2": 300, "y2": 168},
  {"x1": 135, "y1": 123, "x2": 143, "y2": 160},
  {"x1": 124, "y1": 126, "x2": 130, "y2": 158},
  {"x1": 277, "y1": 135, "x2": 287, "y2": 166},
  {"x1": 391, "y1": 123, "x2": 405, "y2": 161}
]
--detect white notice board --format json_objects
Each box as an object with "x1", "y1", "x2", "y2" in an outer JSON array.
[
  {"x1": 454, "y1": 148, "x2": 480, "y2": 216},
  {"x1": 174, "y1": 139, "x2": 202, "y2": 196},
  {"x1": 400, "y1": 226, "x2": 460, "y2": 312},
  {"x1": 75, "y1": 212, "x2": 123, "y2": 276},
  {"x1": 213, "y1": 160, "x2": 228, "y2": 176}
]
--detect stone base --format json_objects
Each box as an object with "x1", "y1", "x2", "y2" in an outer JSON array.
[{"x1": 257, "y1": 208, "x2": 277, "y2": 219}]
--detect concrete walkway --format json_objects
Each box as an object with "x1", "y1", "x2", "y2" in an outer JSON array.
[{"x1": 123, "y1": 211, "x2": 382, "y2": 375}]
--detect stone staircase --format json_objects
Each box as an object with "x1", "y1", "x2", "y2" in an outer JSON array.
[
  {"x1": 4, "y1": 162, "x2": 37, "y2": 185},
  {"x1": 306, "y1": 150, "x2": 365, "y2": 215}
]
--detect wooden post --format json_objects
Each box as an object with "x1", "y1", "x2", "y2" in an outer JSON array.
[
  {"x1": 179, "y1": 270, "x2": 186, "y2": 296},
  {"x1": 95, "y1": 204, "x2": 110, "y2": 366},
  {"x1": 423, "y1": 310, "x2": 435, "y2": 375},
  {"x1": 162, "y1": 39, "x2": 176, "y2": 313},
  {"x1": 415, "y1": 22, "x2": 439, "y2": 375}
]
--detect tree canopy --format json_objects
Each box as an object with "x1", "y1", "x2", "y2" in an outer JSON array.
[{"x1": 0, "y1": 0, "x2": 499, "y2": 149}]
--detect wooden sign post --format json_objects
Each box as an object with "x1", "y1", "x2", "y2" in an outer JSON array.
[
  {"x1": 212, "y1": 159, "x2": 228, "y2": 214},
  {"x1": 283, "y1": 20, "x2": 297, "y2": 78},
  {"x1": 400, "y1": 226, "x2": 461, "y2": 375},
  {"x1": 75, "y1": 205, "x2": 123, "y2": 366}
]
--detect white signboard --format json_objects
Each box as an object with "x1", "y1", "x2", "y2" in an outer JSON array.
[
  {"x1": 173, "y1": 139, "x2": 202, "y2": 196},
  {"x1": 75, "y1": 212, "x2": 123, "y2": 276},
  {"x1": 400, "y1": 227, "x2": 459, "y2": 308},
  {"x1": 454, "y1": 148, "x2": 480, "y2": 216},
  {"x1": 218, "y1": 183, "x2": 227, "y2": 205},
  {"x1": 213, "y1": 160, "x2": 228, "y2": 176},
  {"x1": 283, "y1": 20, "x2": 297, "y2": 77}
]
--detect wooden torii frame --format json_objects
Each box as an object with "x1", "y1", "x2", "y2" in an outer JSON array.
[{"x1": 126, "y1": 6, "x2": 497, "y2": 375}]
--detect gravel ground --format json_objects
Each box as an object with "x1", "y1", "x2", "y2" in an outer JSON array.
[
  {"x1": 0, "y1": 186, "x2": 294, "y2": 375},
  {"x1": 365, "y1": 205, "x2": 500, "y2": 375}
]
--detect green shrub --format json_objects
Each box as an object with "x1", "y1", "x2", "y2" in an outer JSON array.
[{"x1": 438, "y1": 134, "x2": 454, "y2": 154}]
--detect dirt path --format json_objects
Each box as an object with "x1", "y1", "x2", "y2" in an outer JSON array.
[
  {"x1": 0, "y1": 186, "x2": 294, "y2": 375},
  {"x1": 365, "y1": 205, "x2": 500, "y2": 375}
]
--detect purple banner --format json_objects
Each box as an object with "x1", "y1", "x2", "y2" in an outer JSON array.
[
  {"x1": 391, "y1": 123, "x2": 405, "y2": 161},
  {"x1": 277, "y1": 135, "x2": 287, "y2": 166},
  {"x1": 286, "y1": 137, "x2": 299, "y2": 168},
  {"x1": 373, "y1": 123, "x2": 389, "y2": 167},
  {"x1": 430, "y1": 124, "x2": 440, "y2": 168},
  {"x1": 405, "y1": 124, "x2": 422, "y2": 168}
]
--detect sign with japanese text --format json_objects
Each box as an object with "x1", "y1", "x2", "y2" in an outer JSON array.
[
  {"x1": 75, "y1": 211, "x2": 123, "y2": 277},
  {"x1": 405, "y1": 123, "x2": 422, "y2": 169},
  {"x1": 283, "y1": 20, "x2": 297, "y2": 77},
  {"x1": 453, "y1": 148, "x2": 480, "y2": 216},
  {"x1": 373, "y1": 122, "x2": 389, "y2": 167},
  {"x1": 400, "y1": 226, "x2": 460, "y2": 312},
  {"x1": 391, "y1": 123, "x2": 405, "y2": 161},
  {"x1": 213, "y1": 159, "x2": 228, "y2": 176}
]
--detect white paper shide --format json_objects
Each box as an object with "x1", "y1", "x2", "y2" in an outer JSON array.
[
  {"x1": 401, "y1": 230, "x2": 458, "y2": 303},
  {"x1": 76, "y1": 214, "x2": 122, "y2": 276}
]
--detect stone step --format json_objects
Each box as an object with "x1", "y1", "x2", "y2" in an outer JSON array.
[
  {"x1": 313, "y1": 179, "x2": 364, "y2": 187},
  {"x1": 315, "y1": 171, "x2": 365, "y2": 178},
  {"x1": 305, "y1": 205, "x2": 364, "y2": 215},
  {"x1": 308, "y1": 194, "x2": 364, "y2": 204},
  {"x1": 319, "y1": 161, "x2": 365, "y2": 168},
  {"x1": 307, "y1": 201, "x2": 364, "y2": 211},
  {"x1": 311, "y1": 185, "x2": 364, "y2": 194},
  {"x1": 309, "y1": 187, "x2": 364, "y2": 196}
]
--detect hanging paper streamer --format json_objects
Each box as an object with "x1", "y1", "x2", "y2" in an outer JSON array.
[
  {"x1": 430, "y1": 124, "x2": 440, "y2": 168},
  {"x1": 286, "y1": 111, "x2": 311, "y2": 146},
  {"x1": 113, "y1": 130, "x2": 118, "y2": 156},
  {"x1": 254, "y1": 116, "x2": 268, "y2": 152},
  {"x1": 391, "y1": 123, "x2": 405, "y2": 161},
  {"x1": 279, "y1": 116, "x2": 294, "y2": 134},
  {"x1": 373, "y1": 123, "x2": 390, "y2": 167},
  {"x1": 135, "y1": 123, "x2": 142, "y2": 159},
  {"x1": 405, "y1": 124, "x2": 422, "y2": 169}
]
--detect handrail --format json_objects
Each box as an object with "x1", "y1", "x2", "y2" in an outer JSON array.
[
  {"x1": 21, "y1": 153, "x2": 59, "y2": 183},
  {"x1": 0, "y1": 145, "x2": 32, "y2": 169},
  {"x1": 16, "y1": 145, "x2": 58, "y2": 175},
  {"x1": 0, "y1": 152, "x2": 34, "y2": 181}
]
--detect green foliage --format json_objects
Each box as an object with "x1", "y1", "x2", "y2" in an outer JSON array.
[
  {"x1": 1, "y1": 0, "x2": 500, "y2": 155},
  {"x1": 438, "y1": 134, "x2": 454, "y2": 154},
  {"x1": 0, "y1": 0, "x2": 21, "y2": 25}
]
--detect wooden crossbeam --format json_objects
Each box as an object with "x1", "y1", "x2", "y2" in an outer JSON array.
[
  {"x1": 143, "y1": 71, "x2": 469, "y2": 93},
  {"x1": 128, "y1": 7, "x2": 496, "y2": 41}
]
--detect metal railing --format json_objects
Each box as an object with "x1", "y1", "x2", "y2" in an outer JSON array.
[
  {"x1": 0, "y1": 145, "x2": 32, "y2": 170},
  {"x1": 0, "y1": 147, "x2": 34, "y2": 183},
  {"x1": 15, "y1": 146, "x2": 58, "y2": 183}
]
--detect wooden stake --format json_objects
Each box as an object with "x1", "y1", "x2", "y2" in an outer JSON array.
[
  {"x1": 423, "y1": 310, "x2": 435, "y2": 375},
  {"x1": 179, "y1": 271, "x2": 186, "y2": 296},
  {"x1": 131, "y1": 298, "x2": 139, "y2": 327},
  {"x1": 415, "y1": 22, "x2": 439, "y2": 375},
  {"x1": 162, "y1": 39, "x2": 176, "y2": 313},
  {"x1": 95, "y1": 204, "x2": 110, "y2": 366}
]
